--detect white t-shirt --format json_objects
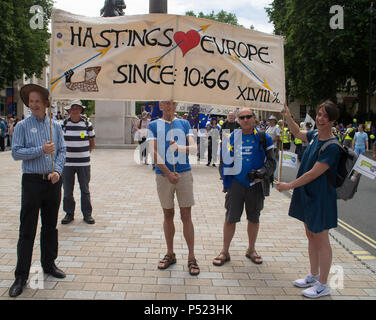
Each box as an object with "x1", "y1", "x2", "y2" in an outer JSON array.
[{"x1": 266, "y1": 125, "x2": 281, "y2": 146}]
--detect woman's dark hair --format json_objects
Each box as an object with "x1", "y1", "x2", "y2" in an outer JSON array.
[{"x1": 316, "y1": 100, "x2": 339, "y2": 122}]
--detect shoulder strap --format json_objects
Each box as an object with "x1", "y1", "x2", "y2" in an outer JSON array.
[
  {"x1": 80, "y1": 116, "x2": 90, "y2": 133},
  {"x1": 318, "y1": 138, "x2": 343, "y2": 188},
  {"x1": 318, "y1": 138, "x2": 342, "y2": 155},
  {"x1": 258, "y1": 130, "x2": 267, "y2": 152},
  {"x1": 62, "y1": 118, "x2": 68, "y2": 133}
]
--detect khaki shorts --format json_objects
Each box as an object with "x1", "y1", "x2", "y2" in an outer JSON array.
[{"x1": 156, "y1": 170, "x2": 195, "y2": 209}]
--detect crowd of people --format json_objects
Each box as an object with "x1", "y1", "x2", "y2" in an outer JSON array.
[
  {"x1": 134, "y1": 108, "x2": 376, "y2": 167},
  {"x1": 4, "y1": 86, "x2": 376, "y2": 300},
  {"x1": 0, "y1": 116, "x2": 23, "y2": 152}
]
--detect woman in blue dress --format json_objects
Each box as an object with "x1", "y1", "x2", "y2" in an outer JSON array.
[{"x1": 276, "y1": 101, "x2": 341, "y2": 299}]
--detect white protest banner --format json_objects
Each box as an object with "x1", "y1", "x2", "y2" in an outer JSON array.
[
  {"x1": 353, "y1": 154, "x2": 376, "y2": 180},
  {"x1": 304, "y1": 113, "x2": 315, "y2": 128},
  {"x1": 50, "y1": 9, "x2": 285, "y2": 112},
  {"x1": 279, "y1": 151, "x2": 298, "y2": 169}
]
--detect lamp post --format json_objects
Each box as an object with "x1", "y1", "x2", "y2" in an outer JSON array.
[
  {"x1": 96, "y1": 1, "x2": 136, "y2": 146},
  {"x1": 369, "y1": 2, "x2": 374, "y2": 115},
  {"x1": 149, "y1": 0, "x2": 167, "y2": 14}
]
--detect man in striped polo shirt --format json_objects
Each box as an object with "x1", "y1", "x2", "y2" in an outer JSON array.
[{"x1": 61, "y1": 100, "x2": 96, "y2": 225}]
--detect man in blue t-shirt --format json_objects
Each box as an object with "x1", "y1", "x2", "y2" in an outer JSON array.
[
  {"x1": 213, "y1": 108, "x2": 276, "y2": 267},
  {"x1": 352, "y1": 124, "x2": 368, "y2": 155},
  {"x1": 147, "y1": 100, "x2": 200, "y2": 276}
]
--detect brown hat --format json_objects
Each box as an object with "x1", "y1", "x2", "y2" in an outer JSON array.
[{"x1": 20, "y1": 84, "x2": 49, "y2": 108}]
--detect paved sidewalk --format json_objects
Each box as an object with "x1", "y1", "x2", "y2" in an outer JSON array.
[{"x1": 0, "y1": 149, "x2": 375, "y2": 300}]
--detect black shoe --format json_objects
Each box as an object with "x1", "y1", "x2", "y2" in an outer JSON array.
[
  {"x1": 212, "y1": 164, "x2": 216, "y2": 167},
  {"x1": 206, "y1": 163, "x2": 210, "y2": 166},
  {"x1": 43, "y1": 263, "x2": 66, "y2": 279},
  {"x1": 9, "y1": 278, "x2": 27, "y2": 297},
  {"x1": 83, "y1": 215, "x2": 95, "y2": 224},
  {"x1": 61, "y1": 214, "x2": 74, "y2": 224}
]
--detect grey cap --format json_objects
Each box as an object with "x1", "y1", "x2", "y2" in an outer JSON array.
[{"x1": 65, "y1": 100, "x2": 86, "y2": 111}]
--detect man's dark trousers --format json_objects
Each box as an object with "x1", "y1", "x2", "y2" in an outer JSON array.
[
  {"x1": 63, "y1": 166, "x2": 92, "y2": 217},
  {"x1": 15, "y1": 174, "x2": 62, "y2": 280}
]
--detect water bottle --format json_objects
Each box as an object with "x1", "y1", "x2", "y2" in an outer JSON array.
[{"x1": 350, "y1": 170, "x2": 360, "y2": 182}]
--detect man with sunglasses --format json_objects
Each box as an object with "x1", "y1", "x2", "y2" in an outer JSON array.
[{"x1": 213, "y1": 108, "x2": 276, "y2": 266}]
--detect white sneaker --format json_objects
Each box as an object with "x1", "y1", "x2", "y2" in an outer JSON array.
[
  {"x1": 293, "y1": 274, "x2": 319, "y2": 288},
  {"x1": 302, "y1": 282, "x2": 330, "y2": 299}
]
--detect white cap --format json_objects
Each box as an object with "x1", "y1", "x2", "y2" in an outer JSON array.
[{"x1": 65, "y1": 100, "x2": 86, "y2": 111}]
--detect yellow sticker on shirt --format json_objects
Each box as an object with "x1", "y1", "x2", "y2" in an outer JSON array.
[{"x1": 80, "y1": 132, "x2": 85, "y2": 139}]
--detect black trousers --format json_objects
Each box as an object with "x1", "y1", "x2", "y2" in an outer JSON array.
[
  {"x1": 15, "y1": 174, "x2": 62, "y2": 280},
  {"x1": 63, "y1": 166, "x2": 92, "y2": 217},
  {"x1": 0, "y1": 136, "x2": 4, "y2": 151}
]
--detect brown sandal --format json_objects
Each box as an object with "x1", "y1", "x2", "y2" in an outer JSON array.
[
  {"x1": 245, "y1": 249, "x2": 263, "y2": 264},
  {"x1": 188, "y1": 258, "x2": 200, "y2": 276},
  {"x1": 213, "y1": 252, "x2": 231, "y2": 266},
  {"x1": 158, "y1": 253, "x2": 176, "y2": 269}
]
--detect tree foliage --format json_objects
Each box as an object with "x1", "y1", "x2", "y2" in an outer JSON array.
[
  {"x1": 186, "y1": 10, "x2": 255, "y2": 30},
  {"x1": 0, "y1": 0, "x2": 53, "y2": 89},
  {"x1": 266, "y1": 0, "x2": 376, "y2": 113}
]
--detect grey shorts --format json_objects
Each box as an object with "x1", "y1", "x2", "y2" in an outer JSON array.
[{"x1": 225, "y1": 180, "x2": 264, "y2": 223}]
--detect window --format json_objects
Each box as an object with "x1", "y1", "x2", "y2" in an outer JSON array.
[
  {"x1": 299, "y1": 104, "x2": 307, "y2": 119},
  {"x1": 0, "y1": 97, "x2": 6, "y2": 117}
]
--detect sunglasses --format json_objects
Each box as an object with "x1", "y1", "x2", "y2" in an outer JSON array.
[{"x1": 239, "y1": 114, "x2": 254, "y2": 120}]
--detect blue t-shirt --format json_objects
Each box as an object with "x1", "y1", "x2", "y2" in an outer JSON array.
[
  {"x1": 147, "y1": 118, "x2": 193, "y2": 174},
  {"x1": 289, "y1": 130, "x2": 341, "y2": 233},
  {"x1": 354, "y1": 132, "x2": 368, "y2": 148},
  {"x1": 223, "y1": 129, "x2": 274, "y2": 188},
  {"x1": 0, "y1": 121, "x2": 6, "y2": 137}
]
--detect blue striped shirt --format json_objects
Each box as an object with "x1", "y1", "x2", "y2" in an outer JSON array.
[{"x1": 12, "y1": 114, "x2": 66, "y2": 174}]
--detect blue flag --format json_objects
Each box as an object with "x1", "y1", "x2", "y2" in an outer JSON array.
[
  {"x1": 198, "y1": 113, "x2": 210, "y2": 129},
  {"x1": 151, "y1": 101, "x2": 163, "y2": 119},
  {"x1": 187, "y1": 104, "x2": 200, "y2": 129}
]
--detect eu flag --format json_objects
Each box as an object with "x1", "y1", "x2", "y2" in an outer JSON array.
[
  {"x1": 187, "y1": 104, "x2": 200, "y2": 128},
  {"x1": 198, "y1": 113, "x2": 210, "y2": 129},
  {"x1": 151, "y1": 101, "x2": 163, "y2": 119}
]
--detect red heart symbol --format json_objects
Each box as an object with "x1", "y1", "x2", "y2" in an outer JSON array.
[{"x1": 173, "y1": 30, "x2": 200, "y2": 57}]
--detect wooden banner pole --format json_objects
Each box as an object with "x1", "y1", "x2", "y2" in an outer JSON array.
[{"x1": 278, "y1": 114, "x2": 286, "y2": 182}]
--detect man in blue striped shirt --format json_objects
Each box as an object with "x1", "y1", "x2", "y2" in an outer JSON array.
[{"x1": 9, "y1": 84, "x2": 66, "y2": 297}]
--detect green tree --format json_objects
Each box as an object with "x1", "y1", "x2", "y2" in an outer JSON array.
[
  {"x1": 0, "y1": 0, "x2": 53, "y2": 89},
  {"x1": 186, "y1": 10, "x2": 255, "y2": 29},
  {"x1": 81, "y1": 100, "x2": 95, "y2": 117},
  {"x1": 266, "y1": 0, "x2": 376, "y2": 114}
]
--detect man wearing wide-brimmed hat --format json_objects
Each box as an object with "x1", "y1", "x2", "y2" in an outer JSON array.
[
  {"x1": 60, "y1": 100, "x2": 96, "y2": 225},
  {"x1": 9, "y1": 84, "x2": 66, "y2": 297}
]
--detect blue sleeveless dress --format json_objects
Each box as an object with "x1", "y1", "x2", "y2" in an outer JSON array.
[{"x1": 288, "y1": 130, "x2": 341, "y2": 233}]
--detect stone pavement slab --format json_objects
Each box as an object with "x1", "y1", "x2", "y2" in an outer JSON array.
[{"x1": 0, "y1": 149, "x2": 376, "y2": 300}]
